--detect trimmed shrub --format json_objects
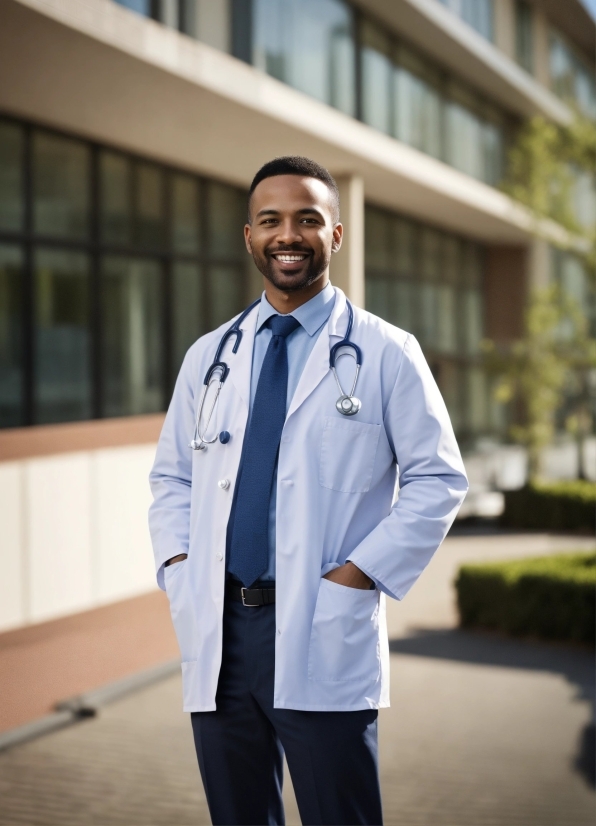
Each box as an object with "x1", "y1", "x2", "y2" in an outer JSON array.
[
  {"x1": 502, "y1": 480, "x2": 596, "y2": 532},
  {"x1": 456, "y1": 552, "x2": 596, "y2": 645}
]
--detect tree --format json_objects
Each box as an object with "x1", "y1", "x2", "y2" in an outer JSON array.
[{"x1": 485, "y1": 114, "x2": 596, "y2": 481}]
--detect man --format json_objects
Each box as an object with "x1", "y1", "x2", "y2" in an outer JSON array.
[{"x1": 149, "y1": 156, "x2": 468, "y2": 825}]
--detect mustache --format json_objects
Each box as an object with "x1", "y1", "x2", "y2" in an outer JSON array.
[{"x1": 266, "y1": 245, "x2": 312, "y2": 255}]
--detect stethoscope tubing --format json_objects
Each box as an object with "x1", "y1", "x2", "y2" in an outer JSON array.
[{"x1": 190, "y1": 296, "x2": 361, "y2": 449}]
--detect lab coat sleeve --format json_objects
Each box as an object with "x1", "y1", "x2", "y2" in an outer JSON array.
[
  {"x1": 347, "y1": 334, "x2": 468, "y2": 601},
  {"x1": 148, "y1": 349, "x2": 196, "y2": 591}
]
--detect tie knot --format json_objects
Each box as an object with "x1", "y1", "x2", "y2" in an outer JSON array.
[{"x1": 269, "y1": 314, "x2": 300, "y2": 339}]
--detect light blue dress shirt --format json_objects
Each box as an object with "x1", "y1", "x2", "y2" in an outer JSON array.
[{"x1": 226, "y1": 282, "x2": 336, "y2": 581}]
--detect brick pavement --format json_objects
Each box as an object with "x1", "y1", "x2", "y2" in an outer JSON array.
[{"x1": 0, "y1": 532, "x2": 594, "y2": 826}]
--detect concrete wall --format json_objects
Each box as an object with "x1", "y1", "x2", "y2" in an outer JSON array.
[{"x1": 0, "y1": 417, "x2": 164, "y2": 633}]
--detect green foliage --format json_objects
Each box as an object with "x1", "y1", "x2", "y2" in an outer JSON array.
[
  {"x1": 502, "y1": 479, "x2": 596, "y2": 531},
  {"x1": 456, "y1": 552, "x2": 596, "y2": 644},
  {"x1": 485, "y1": 115, "x2": 596, "y2": 478},
  {"x1": 482, "y1": 286, "x2": 596, "y2": 478}
]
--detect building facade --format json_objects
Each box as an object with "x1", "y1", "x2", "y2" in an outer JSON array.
[{"x1": 0, "y1": 0, "x2": 594, "y2": 730}]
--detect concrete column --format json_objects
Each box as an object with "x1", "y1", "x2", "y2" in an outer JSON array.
[
  {"x1": 528, "y1": 236, "x2": 551, "y2": 290},
  {"x1": 533, "y1": 8, "x2": 551, "y2": 88},
  {"x1": 196, "y1": 0, "x2": 231, "y2": 53},
  {"x1": 160, "y1": 0, "x2": 178, "y2": 30},
  {"x1": 493, "y1": 0, "x2": 515, "y2": 59},
  {"x1": 332, "y1": 175, "x2": 365, "y2": 308}
]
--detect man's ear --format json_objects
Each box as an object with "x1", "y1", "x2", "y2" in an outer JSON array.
[
  {"x1": 244, "y1": 223, "x2": 253, "y2": 254},
  {"x1": 331, "y1": 222, "x2": 343, "y2": 254}
]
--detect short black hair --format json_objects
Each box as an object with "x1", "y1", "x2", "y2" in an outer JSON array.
[{"x1": 248, "y1": 156, "x2": 340, "y2": 223}]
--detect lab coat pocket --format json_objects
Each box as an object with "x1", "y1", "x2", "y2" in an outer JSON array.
[
  {"x1": 319, "y1": 417, "x2": 381, "y2": 493},
  {"x1": 164, "y1": 560, "x2": 197, "y2": 663},
  {"x1": 308, "y1": 578, "x2": 380, "y2": 682}
]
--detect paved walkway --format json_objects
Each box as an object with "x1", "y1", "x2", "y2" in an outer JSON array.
[{"x1": 0, "y1": 532, "x2": 594, "y2": 826}]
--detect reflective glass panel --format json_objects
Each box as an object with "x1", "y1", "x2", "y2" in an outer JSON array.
[
  {"x1": 515, "y1": 0, "x2": 533, "y2": 73},
  {"x1": 34, "y1": 249, "x2": 91, "y2": 423},
  {"x1": 0, "y1": 245, "x2": 23, "y2": 426},
  {"x1": 208, "y1": 182, "x2": 246, "y2": 259},
  {"x1": 420, "y1": 228, "x2": 441, "y2": 281},
  {"x1": 461, "y1": 0, "x2": 493, "y2": 41},
  {"x1": 393, "y1": 49, "x2": 442, "y2": 159},
  {"x1": 420, "y1": 283, "x2": 438, "y2": 348},
  {"x1": 462, "y1": 289, "x2": 483, "y2": 355},
  {"x1": 135, "y1": 163, "x2": 165, "y2": 249},
  {"x1": 395, "y1": 219, "x2": 416, "y2": 276},
  {"x1": 361, "y1": 21, "x2": 392, "y2": 134},
  {"x1": 365, "y1": 278, "x2": 391, "y2": 325},
  {"x1": 33, "y1": 132, "x2": 90, "y2": 239},
  {"x1": 172, "y1": 261, "x2": 203, "y2": 375},
  {"x1": 466, "y1": 367, "x2": 489, "y2": 432},
  {"x1": 100, "y1": 151, "x2": 132, "y2": 245},
  {"x1": 365, "y1": 207, "x2": 393, "y2": 272},
  {"x1": 101, "y1": 256, "x2": 164, "y2": 416},
  {"x1": 209, "y1": 265, "x2": 245, "y2": 330},
  {"x1": 114, "y1": 0, "x2": 150, "y2": 13},
  {"x1": 446, "y1": 101, "x2": 484, "y2": 181},
  {"x1": 436, "y1": 285, "x2": 457, "y2": 354},
  {"x1": 253, "y1": 0, "x2": 355, "y2": 116},
  {"x1": 172, "y1": 174, "x2": 201, "y2": 254},
  {"x1": 0, "y1": 121, "x2": 23, "y2": 232}
]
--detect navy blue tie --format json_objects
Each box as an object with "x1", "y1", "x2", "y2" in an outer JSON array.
[{"x1": 227, "y1": 314, "x2": 300, "y2": 587}]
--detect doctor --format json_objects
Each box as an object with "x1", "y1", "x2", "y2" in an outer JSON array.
[{"x1": 149, "y1": 156, "x2": 468, "y2": 826}]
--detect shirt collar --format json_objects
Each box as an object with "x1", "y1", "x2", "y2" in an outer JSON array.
[{"x1": 256, "y1": 282, "x2": 336, "y2": 337}]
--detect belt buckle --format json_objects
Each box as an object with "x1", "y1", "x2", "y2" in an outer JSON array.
[{"x1": 241, "y1": 587, "x2": 259, "y2": 607}]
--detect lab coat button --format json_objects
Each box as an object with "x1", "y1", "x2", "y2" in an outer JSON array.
[
  {"x1": 216, "y1": 552, "x2": 223, "y2": 561},
  {"x1": 218, "y1": 479, "x2": 230, "y2": 490},
  {"x1": 277, "y1": 629, "x2": 281, "y2": 635}
]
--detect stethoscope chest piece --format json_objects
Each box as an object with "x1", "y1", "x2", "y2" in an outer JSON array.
[{"x1": 336, "y1": 394, "x2": 361, "y2": 416}]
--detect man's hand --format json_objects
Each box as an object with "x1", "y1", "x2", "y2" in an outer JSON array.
[
  {"x1": 165, "y1": 553, "x2": 188, "y2": 567},
  {"x1": 323, "y1": 561, "x2": 373, "y2": 590}
]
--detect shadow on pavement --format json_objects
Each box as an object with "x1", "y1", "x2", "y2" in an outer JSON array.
[{"x1": 389, "y1": 627, "x2": 595, "y2": 789}]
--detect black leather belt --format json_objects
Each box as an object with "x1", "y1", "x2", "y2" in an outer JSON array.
[{"x1": 226, "y1": 580, "x2": 276, "y2": 607}]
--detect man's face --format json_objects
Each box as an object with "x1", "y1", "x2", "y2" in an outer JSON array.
[{"x1": 245, "y1": 175, "x2": 342, "y2": 293}]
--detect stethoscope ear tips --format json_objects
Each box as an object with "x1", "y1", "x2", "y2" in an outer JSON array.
[{"x1": 219, "y1": 431, "x2": 231, "y2": 444}]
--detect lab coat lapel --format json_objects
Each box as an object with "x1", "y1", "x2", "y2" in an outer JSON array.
[
  {"x1": 227, "y1": 303, "x2": 259, "y2": 411},
  {"x1": 286, "y1": 287, "x2": 348, "y2": 421}
]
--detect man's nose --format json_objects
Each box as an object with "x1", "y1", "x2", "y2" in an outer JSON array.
[{"x1": 276, "y1": 219, "x2": 303, "y2": 245}]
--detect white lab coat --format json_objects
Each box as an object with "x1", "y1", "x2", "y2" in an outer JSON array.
[{"x1": 149, "y1": 287, "x2": 468, "y2": 712}]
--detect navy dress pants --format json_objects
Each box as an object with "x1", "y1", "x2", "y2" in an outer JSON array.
[{"x1": 191, "y1": 595, "x2": 383, "y2": 826}]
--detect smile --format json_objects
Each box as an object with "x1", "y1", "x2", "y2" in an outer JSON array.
[{"x1": 271, "y1": 253, "x2": 308, "y2": 263}]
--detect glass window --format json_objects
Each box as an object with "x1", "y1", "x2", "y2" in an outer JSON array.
[
  {"x1": 134, "y1": 163, "x2": 165, "y2": 249},
  {"x1": 113, "y1": 0, "x2": 151, "y2": 14},
  {"x1": 172, "y1": 261, "x2": 203, "y2": 375},
  {"x1": 209, "y1": 265, "x2": 246, "y2": 330},
  {"x1": 253, "y1": 0, "x2": 355, "y2": 116},
  {"x1": 361, "y1": 21, "x2": 392, "y2": 134},
  {"x1": 33, "y1": 132, "x2": 90, "y2": 239},
  {"x1": 101, "y1": 256, "x2": 164, "y2": 417},
  {"x1": 466, "y1": 367, "x2": 489, "y2": 433},
  {"x1": 393, "y1": 48, "x2": 442, "y2": 159},
  {"x1": 100, "y1": 151, "x2": 131, "y2": 245},
  {"x1": 0, "y1": 244, "x2": 23, "y2": 426},
  {"x1": 207, "y1": 182, "x2": 246, "y2": 259},
  {"x1": 462, "y1": 289, "x2": 483, "y2": 355},
  {"x1": 34, "y1": 249, "x2": 91, "y2": 424},
  {"x1": 461, "y1": 0, "x2": 493, "y2": 41},
  {"x1": 0, "y1": 121, "x2": 23, "y2": 232},
  {"x1": 365, "y1": 207, "x2": 393, "y2": 272},
  {"x1": 446, "y1": 100, "x2": 484, "y2": 181},
  {"x1": 395, "y1": 219, "x2": 416, "y2": 276},
  {"x1": 549, "y1": 29, "x2": 596, "y2": 119},
  {"x1": 172, "y1": 174, "x2": 201, "y2": 254},
  {"x1": 436, "y1": 285, "x2": 457, "y2": 354},
  {"x1": 515, "y1": 0, "x2": 533, "y2": 74}
]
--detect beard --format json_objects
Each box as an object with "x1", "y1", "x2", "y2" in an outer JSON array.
[{"x1": 251, "y1": 244, "x2": 331, "y2": 292}]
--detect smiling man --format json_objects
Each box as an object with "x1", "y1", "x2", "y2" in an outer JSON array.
[{"x1": 149, "y1": 157, "x2": 468, "y2": 825}]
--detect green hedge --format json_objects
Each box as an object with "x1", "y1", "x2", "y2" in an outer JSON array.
[
  {"x1": 502, "y1": 480, "x2": 596, "y2": 532},
  {"x1": 456, "y1": 552, "x2": 596, "y2": 645}
]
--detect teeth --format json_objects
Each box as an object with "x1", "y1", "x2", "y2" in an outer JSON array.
[{"x1": 275, "y1": 255, "x2": 306, "y2": 262}]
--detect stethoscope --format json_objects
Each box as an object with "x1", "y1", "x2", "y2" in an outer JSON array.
[{"x1": 189, "y1": 297, "x2": 362, "y2": 451}]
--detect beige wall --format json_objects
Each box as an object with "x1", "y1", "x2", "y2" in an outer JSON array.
[{"x1": 0, "y1": 417, "x2": 164, "y2": 632}]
